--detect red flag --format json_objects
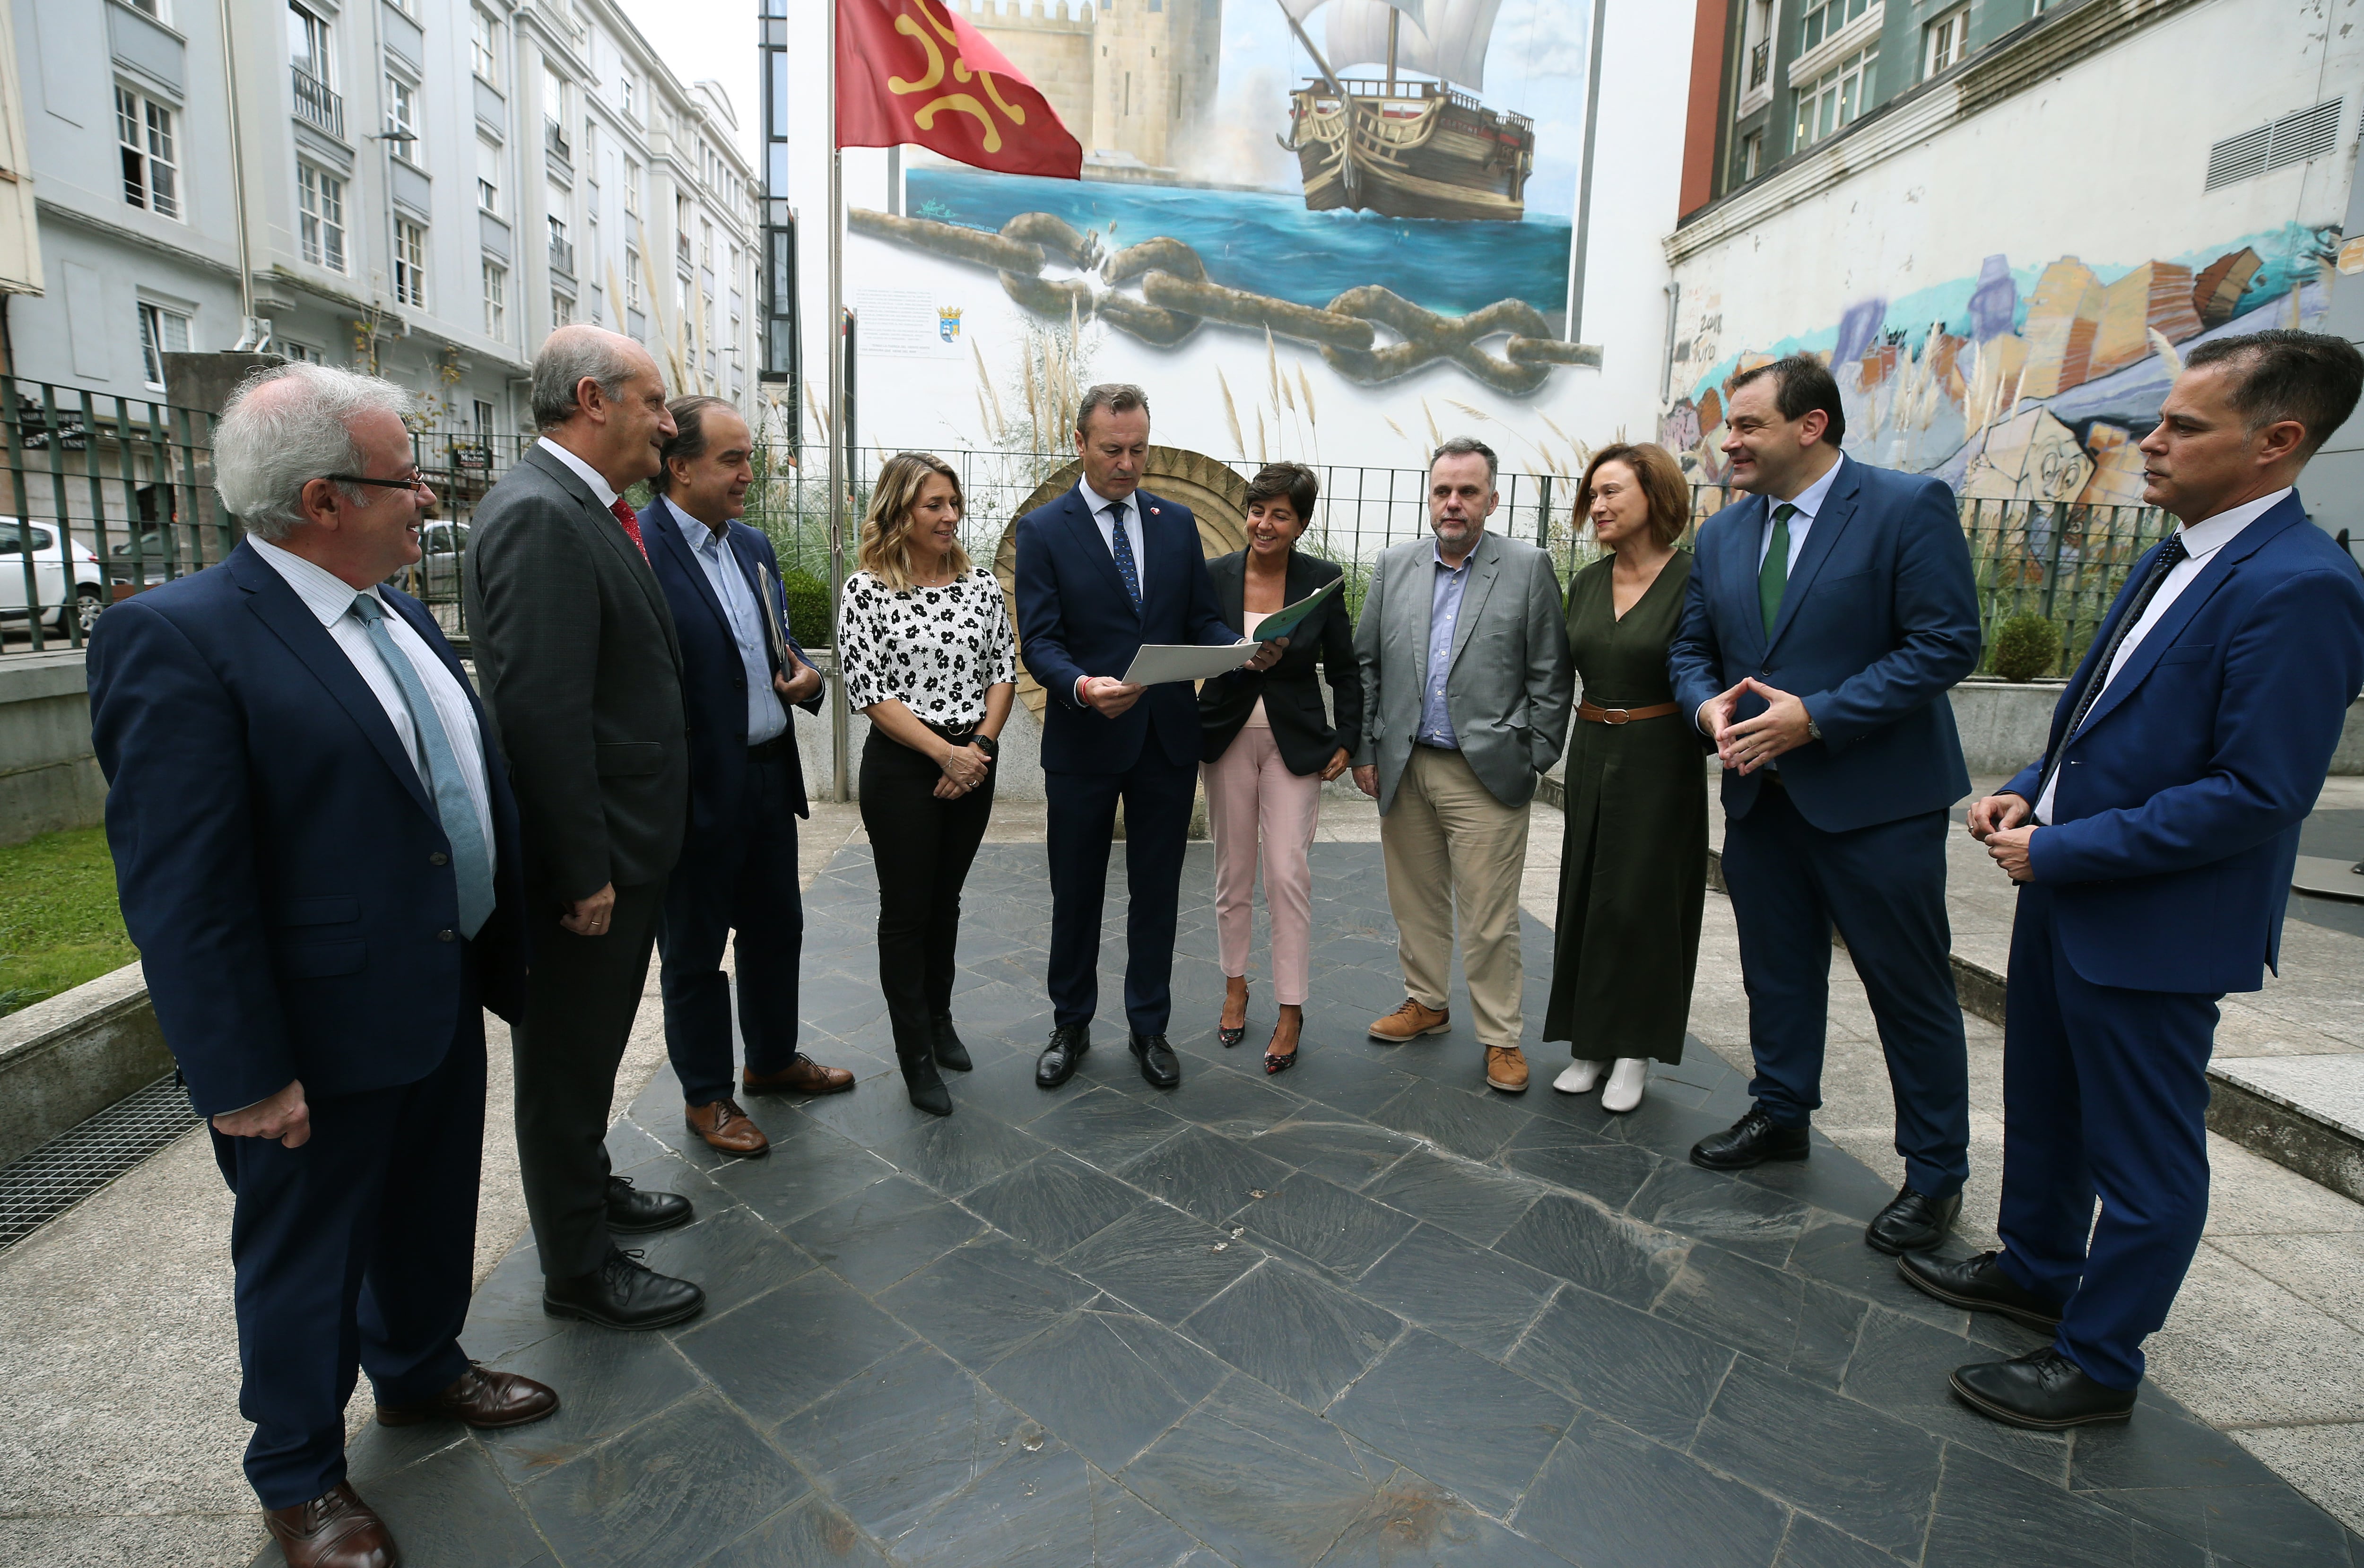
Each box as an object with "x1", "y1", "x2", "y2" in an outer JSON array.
[{"x1": 835, "y1": 0, "x2": 1083, "y2": 179}]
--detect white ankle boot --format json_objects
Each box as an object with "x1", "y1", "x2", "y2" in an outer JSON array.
[
  {"x1": 1553, "y1": 1059, "x2": 1606, "y2": 1094},
  {"x1": 1601, "y1": 1057, "x2": 1649, "y2": 1113}
]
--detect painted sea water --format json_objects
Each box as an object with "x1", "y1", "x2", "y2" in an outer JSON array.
[{"x1": 904, "y1": 169, "x2": 1575, "y2": 324}]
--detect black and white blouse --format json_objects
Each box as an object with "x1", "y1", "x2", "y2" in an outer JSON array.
[{"x1": 837, "y1": 567, "x2": 1017, "y2": 726}]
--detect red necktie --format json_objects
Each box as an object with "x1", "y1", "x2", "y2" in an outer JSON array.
[{"x1": 609, "y1": 499, "x2": 649, "y2": 562}]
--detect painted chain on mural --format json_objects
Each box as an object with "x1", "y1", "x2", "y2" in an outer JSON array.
[{"x1": 851, "y1": 207, "x2": 1600, "y2": 397}]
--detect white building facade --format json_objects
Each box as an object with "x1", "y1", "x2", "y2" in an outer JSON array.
[{"x1": 8, "y1": 0, "x2": 756, "y2": 432}]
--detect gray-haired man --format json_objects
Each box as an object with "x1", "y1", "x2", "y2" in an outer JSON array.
[
  {"x1": 88, "y1": 363, "x2": 556, "y2": 1567},
  {"x1": 465, "y1": 326, "x2": 704, "y2": 1331},
  {"x1": 1354, "y1": 437, "x2": 1573, "y2": 1092}
]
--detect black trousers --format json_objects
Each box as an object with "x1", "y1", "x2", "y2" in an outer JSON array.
[
  {"x1": 860, "y1": 729, "x2": 995, "y2": 1057},
  {"x1": 1044, "y1": 749, "x2": 1197, "y2": 1035},
  {"x1": 658, "y1": 750, "x2": 805, "y2": 1106},
  {"x1": 215, "y1": 959, "x2": 483, "y2": 1508},
  {"x1": 512, "y1": 875, "x2": 666, "y2": 1280}
]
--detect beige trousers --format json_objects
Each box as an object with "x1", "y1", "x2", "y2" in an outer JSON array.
[{"x1": 1380, "y1": 745, "x2": 1531, "y2": 1049}]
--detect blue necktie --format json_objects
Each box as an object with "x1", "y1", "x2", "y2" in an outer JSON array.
[
  {"x1": 1106, "y1": 502, "x2": 1141, "y2": 610},
  {"x1": 350, "y1": 593, "x2": 496, "y2": 939}
]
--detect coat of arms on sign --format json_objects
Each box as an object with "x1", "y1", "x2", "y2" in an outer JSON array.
[{"x1": 938, "y1": 306, "x2": 962, "y2": 344}]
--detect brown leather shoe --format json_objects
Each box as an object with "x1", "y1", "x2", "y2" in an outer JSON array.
[
  {"x1": 376, "y1": 1362, "x2": 559, "y2": 1430},
  {"x1": 1486, "y1": 1046, "x2": 1530, "y2": 1093},
  {"x1": 686, "y1": 1097, "x2": 770, "y2": 1156},
  {"x1": 1369, "y1": 998, "x2": 1451, "y2": 1042},
  {"x1": 265, "y1": 1482, "x2": 397, "y2": 1568},
  {"x1": 743, "y1": 1053, "x2": 856, "y2": 1097}
]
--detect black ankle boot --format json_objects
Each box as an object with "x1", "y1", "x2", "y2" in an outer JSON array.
[
  {"x1": 931, "y1": 1015, "x2": 974, "y2": 1072},
  {"x1": 900, "y1": 1048, "x2": 953, "y2": 1116}
]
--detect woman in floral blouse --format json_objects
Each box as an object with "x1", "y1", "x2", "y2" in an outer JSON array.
[{"x1": 839, "y1": 451, "x2": 1017, "y2": 1116}]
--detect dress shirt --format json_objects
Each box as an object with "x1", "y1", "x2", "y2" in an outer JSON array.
[
  {"x1": 1417, "y1": 538, "x2": 1475, "y2": 749},
  {"x1": 1696, "y1": 453, "x2": 1851, "y2": 740},
  {"x1": 666, "y1": 495, "x2": 788, "y2": 747},
  {"x1": 247, "y1": 534, "x2": 494, "y2": 850},
  {"x1": 536, "y1": 435, "x2": 621, "y2": 509},
  {"x1": 2033, "y1": 486, "x2": 2290, "y2": 825},
  {"x1": 1074, "y1": 477, "x2": 1149, "y2": 706}
]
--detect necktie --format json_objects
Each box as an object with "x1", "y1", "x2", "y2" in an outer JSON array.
[
  {"x1": 1106, "y1": 502, "x2": 1141, "y2": 610},
  {"x1": 610, "y1": 498, "x2": 649, "y2": 562},
  {"x1": 350, "y1": 594, "x2": 496, "y2": 940},
  {"x1": 2031, "y1": 532, "x2": 2190, "y2": 806},
  {"x1": 1759, "y1": 502, "x2": 1796, "y2": 636}
]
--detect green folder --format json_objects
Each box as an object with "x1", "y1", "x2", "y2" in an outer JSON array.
[{"x1": 1247, "y1": 574, "x2": 1342, "y2": 646}]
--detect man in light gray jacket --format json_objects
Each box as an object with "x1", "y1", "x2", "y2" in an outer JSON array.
[{"x1": 1354, "y1": 437, "x2": 1574, "y2": 1092}]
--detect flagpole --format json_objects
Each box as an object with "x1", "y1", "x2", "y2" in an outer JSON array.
[{"x1": 826, "y1": 0, "x2": 850, "y2": 805}]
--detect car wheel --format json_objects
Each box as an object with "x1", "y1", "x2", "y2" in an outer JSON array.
[{"x1": 75, "y1": 586, "x2": 104, "y2": 634}]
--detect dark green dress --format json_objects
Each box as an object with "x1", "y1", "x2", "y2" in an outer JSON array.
[{"x1": 1542, "y1": 551, "x2": 1707, "y2": 1062}]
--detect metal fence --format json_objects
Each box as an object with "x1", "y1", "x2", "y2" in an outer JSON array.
[{"x1": 0, "y1": 389, "x2": 2206, "y2": 681}]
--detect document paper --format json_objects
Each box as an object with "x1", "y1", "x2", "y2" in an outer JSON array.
[{"x1": 1120, "y1": 642, "x2": 1258, "y2": 686}]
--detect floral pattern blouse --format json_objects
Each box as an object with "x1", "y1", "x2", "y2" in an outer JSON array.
[{"x1": 836, "y1": 567, "x2": 1017, "y2": 726}]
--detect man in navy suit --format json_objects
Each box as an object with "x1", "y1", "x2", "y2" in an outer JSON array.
[
  {"x1": 1908, "y1": 331, "x2": 2364, "y2": 1428},
  {"x1": 640, "y1": 396, "x2": 853, "y2": 1158},
  {"x1": 1016, "y1": 383, "x2": 1280, "y2": 1090},
  {"x1": 88, "y1": 364, "x2": 556, "y2": 1568},
  {"x1": 1669, "y1": 353, "x2": 1982, "y2": 1256}
]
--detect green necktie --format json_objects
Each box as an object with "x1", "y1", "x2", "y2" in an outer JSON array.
[{"x1": 1759, "y1": 502, "x2": 1797, "y2": 636}]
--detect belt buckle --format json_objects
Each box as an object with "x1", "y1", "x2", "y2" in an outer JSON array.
[{"x1": 1601, "y1": 706, "x2": 1630, "y2": 726}]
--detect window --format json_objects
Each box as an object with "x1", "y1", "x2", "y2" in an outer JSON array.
[
  {"x1": 473, "y1": 399, "x2": 495, "y2": 431},
  {"x1": 1793, "y1": 46, "x2": 1877, "y2": 147},
  {"x1": 125, "y1": 0, "x2": 164, "y2": 15},
  {"x1": 625, "y1": 246, "x2": 642, "y2": 309},
  {"x1": 394, "y1": 219, "x2": 427, "y2": 307},
  {"x1": 1799, "y1": 0, "x2": 1871, "y2": 52},
  {"x1": 386, "y1": 76, "x2": 421, "y2": 159},
  {"x1": 288, "y1": 2, "x2": 332, "y2": 83},
  {"x1": 1922, "y1": 6, "x2": 1968, "y2": 78},
  {"x1": 470, "y1": 9, "x2": 497, "y2": 81},
  {"x1": 281, "y1": 340, "x2": 322, "y2": 363},
  {"x1": 1739, "y1": 130, "x2": 1763, "y2": 182},
  {"x1": 620, "y1": 73, "x2": 637, "y2": 118},
  {"x1": 482, "y1": 259, "x2": 507, "y2": 338},
  {"x1": 477, "y1": 137, "x2": 501, "y2": 214},
  {"x1": 551, "y1": 291, "x2": 573, "y2": 326},
  {"x1": 624, "y1": 162, "x2": 641, "y2": 219},
  {"x1": 137, "y1": 303, "x2": 190, "y2": 388},
  {"x1": 700, "y1": 220, "x2": 713, "y2": 269},
  {"x1": 115, "y1": 86, "x2": 180, "y2": 220},
  {"x1": 298, "y1": 164, "x2": 347, "y2": 271}
]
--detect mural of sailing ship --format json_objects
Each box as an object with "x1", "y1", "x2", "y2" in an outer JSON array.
[{"x1": 1278, "y1": 0, "x2": 1537, "y2": 222}]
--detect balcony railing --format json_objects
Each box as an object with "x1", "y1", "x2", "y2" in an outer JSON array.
[
  {"x1": 1749, "y1": 39, "x2": 1771, "y2": 88},
  {"x1": 291, "y1": 66, "x2": 343, "y2": 138},
  {"x1": 544, "y1": 118, "x2": 571, "y2": 163},
  {"x1": 548, "y1": 238, "x2": 575, "y2": 277}
]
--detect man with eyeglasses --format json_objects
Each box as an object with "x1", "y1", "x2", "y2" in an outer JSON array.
[{"x1": 87, "y1": 362, "x2": 555, "y2": 1568}]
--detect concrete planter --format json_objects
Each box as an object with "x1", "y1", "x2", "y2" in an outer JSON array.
[
  {"x1": 0, "y1": 649, "x2": 106, "y2": 847},
  {"x1": 0, "y1": 962, "x2": 168, "y2": 1168}
]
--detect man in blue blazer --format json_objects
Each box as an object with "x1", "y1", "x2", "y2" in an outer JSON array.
[
  {"x1": 1909, "y1": 331, "x2": 2364, "y2": 1429},
  {"x1": 1669, "y1": 353, "x2": 1982, "y2": 1255},
  {"x1": 1016, "y1": 383, "x2": 1279, "y2": 1090},
  {"x1": 640, "y1": 397, "x2": 852, "y2": 1158},
  {"x1": 88, "y1": 364, "x2": 556, "y2": 1568}
]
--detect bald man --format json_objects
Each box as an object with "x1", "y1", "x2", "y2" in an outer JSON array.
[{"x1": 465, "y1": 328, "x2": 705, "y2": 1330}]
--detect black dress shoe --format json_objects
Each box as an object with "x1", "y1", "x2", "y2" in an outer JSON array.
[
  {"x1": 899, "y1": 1048, "x2": 953, "y2": 1117},
  {"x1": 1689, "y1": 1107, "x2": 1810, "y2": 1170},
  {"x1": 1865, "y1": 1184, "x2": 1962, "y2": 1256},
  {"x1": 1037, "y1": 1023, "x2": 1090, "y2": 1088},
  {"x1": 1898, "y1": 1249, "x2": 2064, "y2": 1330},
  {"x1": 1130, "y1": 1032, "x2": 1182, "y2": 1090},
  {"x1": 606, "y1": 1174, "x2": 693, "y2": 1235},
  {"x1": 931, "y1": 1015, "x2": 974, "y2": 1073},
  {"x1": 542, "y1": 1246, "x2": 706, "y2": 1331},
  {"x1": 1951, "y1": 1347, "x2": 2135, "y2": 1429}
]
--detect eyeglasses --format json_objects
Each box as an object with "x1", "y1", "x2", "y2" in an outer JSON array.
[{"x1": 327, "y1": 472, "x2": 433, "y2": 494}]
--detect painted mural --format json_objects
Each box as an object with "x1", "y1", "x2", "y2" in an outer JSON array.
[
  {"x1": 1658, "y1": 222, "x2": 2341, "y2": 508},
  {"x1": 833, "y1": 0, "x2": 1602, "y2": 471}
]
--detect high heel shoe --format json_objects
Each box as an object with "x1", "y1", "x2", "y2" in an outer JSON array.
[
  {"x1": 898, "y1": 1047, "x2": 953, "y2": 1117},
  {"x1": 1218, "y1": 979, "x2": 1249, "y2": 1048},
  {"x1": 1263, "y1": 1024, "x2": 1299, "y2": 1075}
]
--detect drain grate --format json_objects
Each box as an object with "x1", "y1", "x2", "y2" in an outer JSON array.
[{"x1": 0, "y1": 1074, "x2": 200, "y2": 1252}]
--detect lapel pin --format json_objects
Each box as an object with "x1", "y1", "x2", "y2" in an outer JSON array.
[{"x1": 1150, "y1": 506, "x2": 1161, "y2": 515}]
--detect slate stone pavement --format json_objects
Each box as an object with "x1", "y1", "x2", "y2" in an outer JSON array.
[{"x1": 273, "y1": 844, "x2": 2364, "y2": 1568}]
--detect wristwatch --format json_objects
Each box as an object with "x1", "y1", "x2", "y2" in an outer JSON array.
[
  {"x1": 972, "y1": 734, "x2": 1000, "y2": 759},
  {"x1": 1805, "y1": 714, "x2": 1823, "y2": 743}
]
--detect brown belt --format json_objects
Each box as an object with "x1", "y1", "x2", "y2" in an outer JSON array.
[{"x1": 1577, "y1": 700, "x2": 1680, "y2": 725}]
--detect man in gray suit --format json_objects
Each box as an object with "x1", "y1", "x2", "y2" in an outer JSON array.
[
  {"x1": 1354, "y1": 437, "x2": 1574, "y2": 1092},
  {"x1": 464, "y1": 326, "x2": 705, "y2": 1331}
]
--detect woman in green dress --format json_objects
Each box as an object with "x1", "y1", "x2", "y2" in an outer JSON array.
[{"x1": 1543, "y1": 442, "x2": 1707, "y2": 1112}]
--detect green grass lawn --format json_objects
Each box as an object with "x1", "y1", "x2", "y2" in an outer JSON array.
[{"x1": 0, "y1": 826, "x2": 135, "y2": 1017}]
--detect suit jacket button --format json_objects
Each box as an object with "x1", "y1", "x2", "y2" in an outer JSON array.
[
  {"x1": 438, "y1": 929, "x2": 456, "y2": 942},
  {"x1": 430, "y1": 851, "x2": 449, "y2": 866}
]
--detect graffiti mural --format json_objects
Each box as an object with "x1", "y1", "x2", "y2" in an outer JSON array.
[{"x1": 1660, "y1": 222, "x2": 2341, "y2": 501}]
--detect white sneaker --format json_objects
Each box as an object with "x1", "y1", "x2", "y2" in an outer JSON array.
[
  {"x1": 1601, "y1": 1058, "x2": 1649, "y2": 1113},
  {"x1": 1553, "y1": 1059, "x2": 1606, "y2": 1095}
]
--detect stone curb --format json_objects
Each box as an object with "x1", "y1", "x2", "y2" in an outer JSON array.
[{"x1": 0, "y1": 961, "x2": 171, "y2": 1169}]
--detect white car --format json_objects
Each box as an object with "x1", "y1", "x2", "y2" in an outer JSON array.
[{"x1": 1, "y1": 517, "x2": 109, "y2": 636}]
